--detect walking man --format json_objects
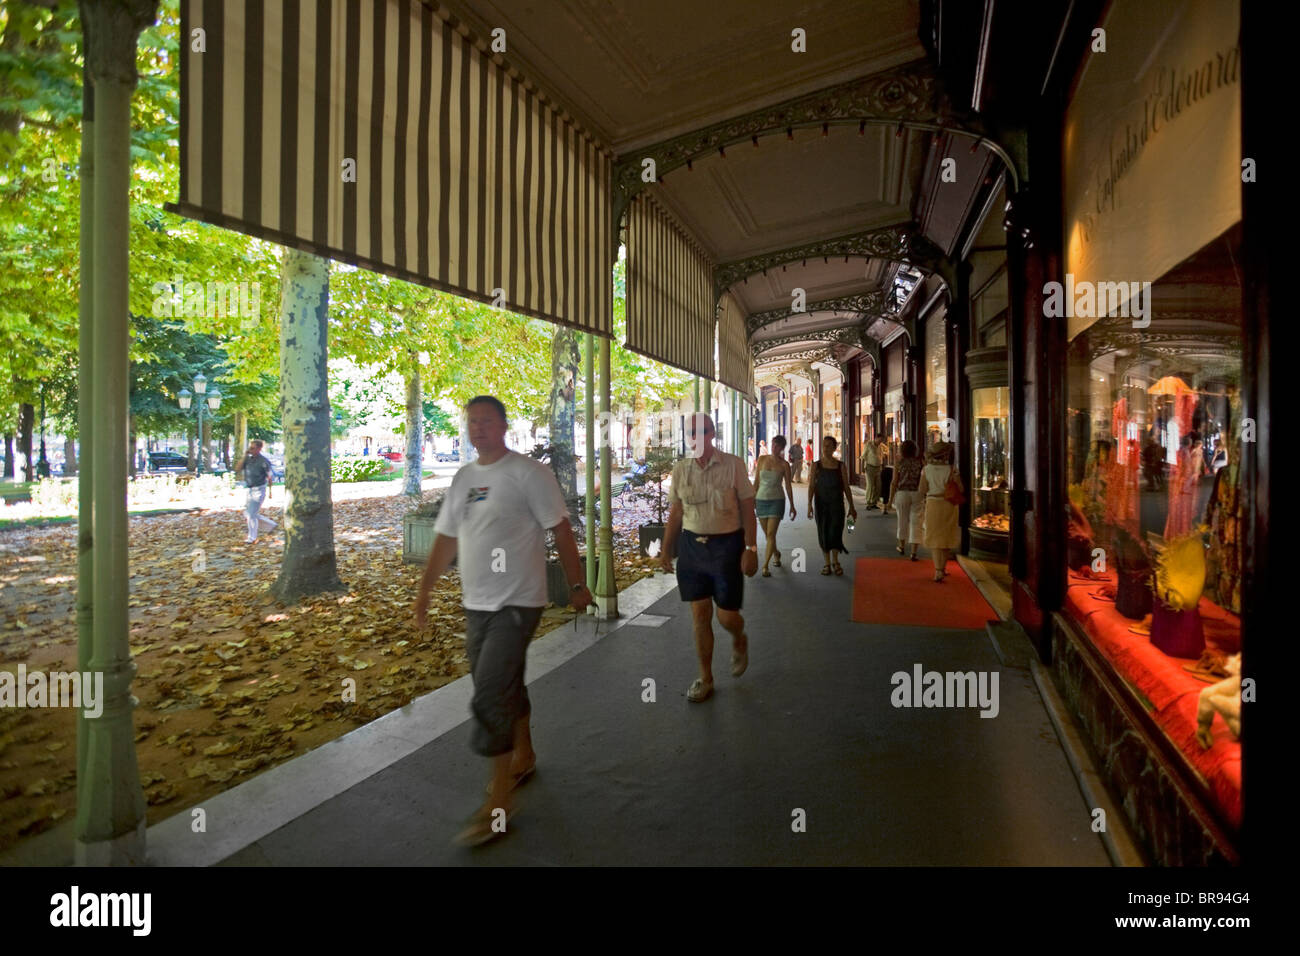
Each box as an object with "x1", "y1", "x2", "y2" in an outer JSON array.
[
  {"x1": 860, "y1": 432, "x2": 884, "y2": 511},
  {"x1": 414, "y1": 396, "x2": 592, "y2": 846},
  {"x1": 235, "y1": 440, "x2": 277, "y2": 543},
  {"x1": 659, "y1": 413, "x2": 758, "y2": 702}
]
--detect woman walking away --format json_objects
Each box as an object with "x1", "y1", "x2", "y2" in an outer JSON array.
[
  {"x1": 752, "y1": 435, "x2": 797, "y2": 576},
  {"x1": 888, "y1": 439, "x2": 923, "y2": 560},
  {"x1": 807, "y1": 435, "x2": 856, "y2": 576},
  {"x1": 917, "y1": 440, "x2": 963, "y2": 582}
]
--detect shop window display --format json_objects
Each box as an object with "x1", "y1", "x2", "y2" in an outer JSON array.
[
  {"x1": 924, "y1": 312, "x2": 948, "y2": 449},
  {"x1": 1063, "y1": 225, "x2": 1244, "y2": 827},
  {"x1": 971, "y1": 387, "x2": 1009, "y2": 535}
]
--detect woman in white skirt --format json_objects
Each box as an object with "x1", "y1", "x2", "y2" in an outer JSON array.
[
  {"x1": 917, "y1": 441, "x2": 963, "y2": 582},
  {"x1": 887, "y1": 439, "x2": 923, "y2": 560}
]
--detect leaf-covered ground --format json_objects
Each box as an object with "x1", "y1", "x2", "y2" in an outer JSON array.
[{"x1": 0, "y1": 487, "x2": 662, "y2": 852}]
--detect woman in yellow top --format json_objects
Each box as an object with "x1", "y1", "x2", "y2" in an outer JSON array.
[{"x1": 916, "y1": 440, "x2": 963, "y2": 583}]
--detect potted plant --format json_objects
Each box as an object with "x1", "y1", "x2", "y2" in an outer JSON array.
[
  {"x1": 402, "y1": 491, "x2": 448, "y2": 565},
  {"x1": 632, "y1": 444, "x2": 677, "y2": 558}
]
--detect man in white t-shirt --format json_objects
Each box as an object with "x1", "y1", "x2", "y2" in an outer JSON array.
[{"x1": 414, "y1": 396, "x2": 591, "y2": 847}]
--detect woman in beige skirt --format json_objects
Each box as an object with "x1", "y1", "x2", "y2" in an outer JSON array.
[{"x1": 917, "y1": 441, "x2": 963, "y2": 582}]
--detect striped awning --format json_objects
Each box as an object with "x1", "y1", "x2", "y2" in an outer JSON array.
[
  {"x1": 171, "y1": 0, "x2": 613, "y2": 335},
  {"x1": 717, "y1": 291, "x2": 755, "y2": 402},
  {"x1": 625, "y1": 192, "x2": 715, "y2": 379}
]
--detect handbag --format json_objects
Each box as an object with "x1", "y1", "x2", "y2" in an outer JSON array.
[{"x1": 943, "y1": 466, "x2": 966, "y2": 506}]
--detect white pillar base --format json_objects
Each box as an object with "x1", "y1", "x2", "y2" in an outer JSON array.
[{"x1": 75, "y1": 819, "x2": 147, "y2": 866}]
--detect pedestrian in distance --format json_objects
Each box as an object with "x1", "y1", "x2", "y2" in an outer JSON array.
[
  {"x1": 888, "y1": 439, "x2": 923, "y2": 560},
  {"x1": 860, "y1": 432, "x2": 885, "y2": 511},
  {"x1": 808, "y1": 435, "x2": 856, "y2": 576},
  {"x1": 789, "y1": 437, "x2": 804, "y2": 483},
  {"x1": 660, "y1": 413, "x2": 758, "y2": 703},
  {"x1": 235, "y1": 440, "x2": 277, "y2": 544},
  {"x1": 413, "y1": 396, "x2": 592, "y2": 847},
  {"x1": 750, "y1": 435, "x2": 797, "y2": 576},
  {"x1": 917, "y1": 440, "x2": 963, "y2": 582}
]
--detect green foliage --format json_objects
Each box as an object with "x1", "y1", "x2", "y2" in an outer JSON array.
[
  {"x1": 331, "y1": 457, "x2": 390, "y2": 483},
  {"x1": 629, "y1": 443, "x2": 678, "y2": 524}
]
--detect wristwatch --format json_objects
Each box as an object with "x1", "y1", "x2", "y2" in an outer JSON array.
[{"x1": 745, "y1": 545, "x2": 758, "y2": 553}]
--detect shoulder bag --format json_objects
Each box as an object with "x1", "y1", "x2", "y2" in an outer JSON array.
[{"x1": 943, "y1": 465, "x2": 966, "y2": 506}]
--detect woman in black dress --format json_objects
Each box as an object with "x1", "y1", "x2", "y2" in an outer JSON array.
[{"x1": 806, "y1": 435, "x2": 857, "y2": 575}]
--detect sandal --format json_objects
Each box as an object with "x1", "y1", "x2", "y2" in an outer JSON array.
[
  {"x1": 833, "y1": 563, "x2": 844, "y2": 576},
  {"x1": 484, "y1": 763, "x2": 536, "y2": 796},
  {"x1": 820, "y1": 564, "x2": 832, "y2": 575},
  {"x1": 454, "y1": 804, "x2": 515, "y2": 847},
  {"x1": 687, "y1": 678, "x2": 713, "y2": 702},
  {"x1": 773, "y1": 551, "x2": 781, "y2": 567},
  {"x1": 761, "y1": 568, "x2": 771, "y2": 577},
  {"x1": 896, "y1": 545, "x2": 905, "y2": 555}
]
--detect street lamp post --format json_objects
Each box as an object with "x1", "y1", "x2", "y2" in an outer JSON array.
[{"x1": 176, "y1": 373, "x2": 222, "y2": 474}]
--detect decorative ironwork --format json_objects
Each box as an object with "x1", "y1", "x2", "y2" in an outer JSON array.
[
  {"x1": 612, "y1": 60, "x2": 973, "y2": 224},
  {"x1": 746, "y1": 290, "x2": 891, "y2": 337},
  {"x1": 752, "y1": 325, "x2": 866, "y2": 357},
  {"x1": 755, "y1": 345, "x2": 842, "y2": 370},
  {"x1": 718, "y1": 226, "x2": 917, "y2": 294}
]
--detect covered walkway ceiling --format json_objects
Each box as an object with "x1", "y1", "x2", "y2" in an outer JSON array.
[{"x1": 447, "y1": 0, "x2": 1006, "y2": 385}]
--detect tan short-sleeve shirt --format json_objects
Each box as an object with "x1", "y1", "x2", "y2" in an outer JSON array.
[{"x1": 668, "y1": 450, "x2": 755, "y2": 535}]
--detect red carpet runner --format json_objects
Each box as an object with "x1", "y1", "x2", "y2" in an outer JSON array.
[{"x1": 851, "y1": 558, "x2": 997, "y2": 629}]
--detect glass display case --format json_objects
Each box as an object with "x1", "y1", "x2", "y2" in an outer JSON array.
[{"x1": 965, "y1": 347, "x2": 1010, "y2": 559}]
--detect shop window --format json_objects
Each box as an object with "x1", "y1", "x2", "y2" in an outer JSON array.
[
  {"x1": 1063, "y1": 225, "x2": 1244, "y2": 828},
  {"x1": 924, "y1": 312, "x2": 947, "y2": 449},
  {"x1": 971, "y1": 386, "x2": 1009, "y2": 535}
]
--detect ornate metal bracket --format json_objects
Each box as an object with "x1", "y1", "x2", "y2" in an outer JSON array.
[
  {"x1": 746, "y1": 290, "x2": 891, "y2": 337},
  {"x1": 752, "y1": 324, "x2": 866, "y2": 358},
  {"x1": 718, "y1": 225, "x2": 919, "y2": 295}
]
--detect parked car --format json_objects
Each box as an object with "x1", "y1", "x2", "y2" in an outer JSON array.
[
  {"x1": 434, "y1": 451, "x2": 457, "y2": 463},
  {"x1": 376, "y1": 446, "x2": 404, "y2": 462},
  {"x1": 269, "y1": 457, "x2": 285, "y2": 480},
  {"x1": 147, "y1": 451, "x2": 189, "y2": 474}
]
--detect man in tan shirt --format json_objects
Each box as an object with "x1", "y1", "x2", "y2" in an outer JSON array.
[{"x1": 659, "y1": 413, "x2": 758, "y2": 702}]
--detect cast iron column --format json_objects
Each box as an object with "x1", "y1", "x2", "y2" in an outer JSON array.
[
  {"x1": 77, "y1": 0, "x2": 158, "y2": 866},
  {"x1": 595, "y1": 335, "x2": 618, "y2": 618},
  {"x1": 584, "y1": 333, "x2": 595, "y2": 594},
  {"x1": 75, "y1": 48, "x2": 95, "y2": 795}
]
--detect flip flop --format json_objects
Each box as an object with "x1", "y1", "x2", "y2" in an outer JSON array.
[
  {"x1": 761, "y1": 568, "x2": 771, "y2": 577},
  {"x1": 833, "y1": 564, "x2": 844, "y2": 576},
  {"x1": 454, "y1": 804, "x2": 516, "y2": 848},
  {"x1": 821, "y1": 565, "x2": 832, "y2": 575},
  {"x1": 773, "y1": 552, "x2": 781, "y2": 567},
  {"x1": 484, "y1": 764, "x2": 536, "y2": 795},
  {"x1": 687, "y1": 678, "x2": 713, "y2": 702}
]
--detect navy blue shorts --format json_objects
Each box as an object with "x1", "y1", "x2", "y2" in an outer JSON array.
[{"x1": 676, "y1": 529, "x2": 745, "y2": 611}]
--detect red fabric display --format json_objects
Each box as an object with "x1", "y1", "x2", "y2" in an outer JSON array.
[{"x1": 1063, "y1": 569, "x2": 1241, "y2": 828}]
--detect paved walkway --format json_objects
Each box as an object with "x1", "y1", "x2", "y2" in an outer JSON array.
[{"x1": 123, "y1": 482, "x2": 1105, "y2": 867}]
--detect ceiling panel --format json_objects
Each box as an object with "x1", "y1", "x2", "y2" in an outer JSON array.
[{"x1": 449, "y1": 0, "x2": 925, "y2": 152}]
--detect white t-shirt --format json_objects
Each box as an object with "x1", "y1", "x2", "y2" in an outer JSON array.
[{"x1": 433, "y1": 450, "x2": 570, "y2": 611}]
